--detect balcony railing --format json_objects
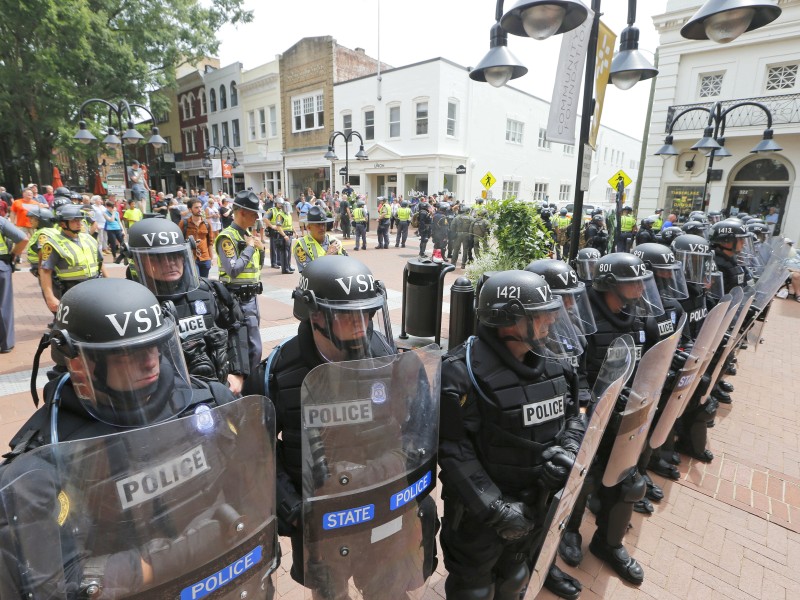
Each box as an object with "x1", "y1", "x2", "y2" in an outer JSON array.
[
  {"x1": 175, "y1": 158, "x2": 207, "y2": 171},
  {"x1": 665, "y1": 92, "x2": 800, "y2": 133}
]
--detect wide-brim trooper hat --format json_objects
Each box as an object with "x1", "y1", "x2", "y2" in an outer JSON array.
[
  {"x1": 301, "y1": 205, "x2": 333, "y2": 224},
  {"x1": 232, "y1": 190, "x2": 262, "y2": 215}
]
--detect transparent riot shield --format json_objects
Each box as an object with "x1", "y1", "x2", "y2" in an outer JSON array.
[
  {"x1": 702, "y1": 289, "x2": 754, "y2": 405},
  {"x1": 300, "y1": 345, "x2": 441, "y2": 600},
  {"x1": 523, "y1": 336, "x2": 635, "y2": 599},
  {"x1": 751, "y1": 243, "x2": 791, "y2": 312},
  {"x1": 0, "y1": 395, "x2": 277, "y2": 600},
  {"x1": 649, "y1": 297, "x2": 732, "y2": 449},
  {"x1": 602, "y1": 316, "x2": 685, "y2": 487}
]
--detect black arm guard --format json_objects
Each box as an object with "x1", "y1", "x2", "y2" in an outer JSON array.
[
  {"x1": 204, "y1": 327, "x2": 230, "y2": 383},
  {"x1": 276, "y1": 462, "x2": 302, "y2": 535},
  {"x1": 208, "y1": 279, "x2": 249, "y2": 377},
  {"x1": 559, "y1": 415, "x2": 585, "y2": 454},
  {"x1": 182, "y1": 337, "x2": 217, "y2": 379}
]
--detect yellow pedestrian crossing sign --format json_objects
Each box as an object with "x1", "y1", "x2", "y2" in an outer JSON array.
[
  {"x1": 607, "y1": 169, "x2": 632, "y2": 190},
  {"x1": 481, "y1": 171, "x2": 496, "y2": 190}
]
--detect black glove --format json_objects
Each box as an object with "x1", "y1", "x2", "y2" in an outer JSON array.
[
  {"x1": 615, "y1": 387, "x2": 631, "y2": 413},
  {"x1": 204, "y1": 327, "x2": 230, "y2": 382},
  {"x1": 181, "y1": 337, "x2": 216, "y2": 379},
  {"x1": 145, "y1": 519, "x2": 222, "y2": 585},
  {"x1": 484, "y1": 498, "x2": 535, "y2": 541},
  {"x1": 540, "y1": 446, "x2": 576, "y2": 490}
]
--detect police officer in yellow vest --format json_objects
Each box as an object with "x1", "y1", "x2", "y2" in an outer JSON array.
[
  {"x1": 617, "y1": 205, "x2": 637, "y2": 252},
  {"x1": 39, "y1": 204, "x2": 106, "y2": 314},
  {"x1": 554, "y1": 208, "x2": 572, "y2": 260},
  {"x1": 352, "y1": 199, "x2": 368, "y2": 251},
  {"x1": 0, "y1": 215, "x2": 29, "y2": 353},
  {"x1": 272, "y1": 200, "x2": 295, "y2": 275},
  {"x1": 216, "y1": 190, "x2": 265, "y2": 376},
  {"x1": 375, "y1": 196, "x2": 391, "y2": 249},
  {"x1": 24, "y1": 206, "x2": 55, "y2": 278},
  {"x1": 394, "y1": 199, "x2": 412, "y2": 248},
  {"x1": 651, "y1": 208, "x2": 664, "y2": 231},
  {"x1": 292, "y1": 206, "x2": 344, "y2": 272}
]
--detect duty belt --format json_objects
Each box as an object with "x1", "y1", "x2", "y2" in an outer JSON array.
[{"x1": 226, "y1": 282, "x2": 263, "y2": 302}]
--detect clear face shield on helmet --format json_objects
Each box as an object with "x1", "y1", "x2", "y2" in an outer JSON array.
[
  {"x1": 309, "y1": 296, "x2": 396, "y2": 363},
  {"x1": 611, "y1": 271, "x2": 665, "y2": 317},
  {"x1": 651, "y1": 262, "x2": 690, "y2": 300},
  {"x1": 673, "y1": 247, "x2": 713, "y2": 285},
  {"x1": 498, "y1": 296, "x2": 584, "y2": 359},
  {"x1": 60, "y1": 324, "x2": 193, "y2": 428},
  {"x1": 705, "y1": 270, "x2": 726, "y2": 300},
  {"x1": 552, "y1": 282, "x2": 597, "y2": 336},
  {"x1": 130, "y1": 243, "x2": 200, "y2": 298},
  {"x1": 575, "y1": 256, "x2": 598, "y2": 281}
]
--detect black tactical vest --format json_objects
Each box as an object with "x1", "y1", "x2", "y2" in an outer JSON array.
[
  {"x1": 714, "y1": 250, "x2": 749, "y2": 294},
  {"x1": 463, "y1": 336, "x2": 570, "y2": 492},
  {"x1": 645, "y1": 297, "x2": 683, "y2": 351},
  {"x1": 173, "y1": 282, "x2": 219, "y2": 340},
  {"x1": 680, "y1": 283, "x2": 708, "y2": 341}
]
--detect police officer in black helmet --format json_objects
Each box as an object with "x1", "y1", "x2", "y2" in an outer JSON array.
[
  {"x1": 438, "y1": 270, "x2": 586, "y2": 599},
  {"x1": 559, "y1": 252, "x2": 665, "y2": 586},
  {"x1": 710, "y1": 220, "x2": 752, "y2": 294},
  {"x1": 0, "y1": 279, "x2": 243, "y2": 598},
  {"x1": 243, "y1": 256, "x2": 439, "y2": 598},
  {"x1": 127, "y1": 218, "x2": 250, "y2": 393}
]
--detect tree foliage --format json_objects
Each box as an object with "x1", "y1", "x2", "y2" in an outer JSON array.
[
  {"x1": 0, "y1": 0, "x2": 252, "y2": 194},
  {"x1": 465, "y1": 197, "x2": 554, "y2": 283}
]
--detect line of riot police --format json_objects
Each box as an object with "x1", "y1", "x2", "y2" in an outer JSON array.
[{"x1": 0, "y1": 195, "x2": 790, "y2": 599}]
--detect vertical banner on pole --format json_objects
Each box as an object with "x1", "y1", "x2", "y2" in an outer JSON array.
[
  {"x1": 589, "y1": 21, "x2": 617, "y2": 149},
  {"x1": 210, "y1": 158, "x2": 223, "y2": 179},
  {"x1": 546, "y1": 10, "x2": 594, "y2": 145}
]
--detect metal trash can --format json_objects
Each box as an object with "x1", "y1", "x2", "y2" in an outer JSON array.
[{"x1": 399, "y1": 258, "x2": 455, "y2": 345}]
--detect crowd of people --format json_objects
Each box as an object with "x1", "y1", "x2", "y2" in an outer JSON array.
[{"x1": 0, "y1": 176, "x2": 795, "y2": 600}]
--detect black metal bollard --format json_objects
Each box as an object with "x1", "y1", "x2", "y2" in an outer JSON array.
[{"x1": 448, "y1": 276, "x2": 475, "y2": 349}]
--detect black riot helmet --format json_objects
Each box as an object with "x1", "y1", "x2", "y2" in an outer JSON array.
[
  {"x1": 632, "y1": 243, "x2": 689, "y2": 300},
  {"x1": 682, "y1": 220, "x2": 708, "y2": 237},
  {"x1": 54, "y1": 186, "x2": 71, "y2": 198},
  {"x1": 709, "y1": 219, "x2": 749, "y2": 253},
  {"x1": 525, "y1": 259, "x2": 596, "y2": 335},
  {"x1": 49, "y1": 279, "x2": 192, "y2": 428},
  {"x1": 232, "y1": 189, "x2": 261, "y2": 213},
  {"x1": 592, "y1": 214, "x2": 604, "y2": 225},
  {"x1": 52, "y1": 195, "x2": 72, "y2": 211},
  {"x1": 660, "y1": 226, "x2": 685, "y2": 246},
  {"x1": 56, "y1": 203, "x2": 84, "y2": 223},
  {"x1": 127, "y1": 219, "x2": 200, "y2": 298},
  {"x1": 672, "y1": 234, "x2": 714, "y2": 284},
  {"x1": 747, "y1": 221, "x2": 770, "y2": 242},
  {"x1": 400, "y1": 200, "x2": 409, "y2": 208},
  {"x1": 707, "y1": 210, "x2": 723, "y2": 224},
  {"x1": 641, "y1": 217, "x2": 655, "y2": 229},
  {"x1": 418, "y1": 201, "x2": 430, "y2": 212},
  {"x1": 27, "y1": 206, "x2": 55, "y2": 228},
  {"x1": 574, "y1": 247, "x2": 602, "y2": 281},
  {"x1": 591, "y1": 253, "x2": 665, "y2": 317},
  {"x1": 688, "y1": 211, "x2": 707, "y2": 223},
  {"x1": 292, "y1": 255, "x2": 395, "y2": 361},
  {"x1": 476, "y1": 270, "x2": 582, "y2": 358}
]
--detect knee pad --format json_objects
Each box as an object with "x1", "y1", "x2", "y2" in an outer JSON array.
[{"x1": 494, "y1": 561, "x2": 530, "y2": 600}]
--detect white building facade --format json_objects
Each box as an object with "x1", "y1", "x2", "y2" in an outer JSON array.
[
  {"x1": 203, "y1": 62, "x2": 245, "y2": 194},
  {"x1": 334, "y1": 58, "x2": 641, "y2": 215},
  {"x1": 641, "y1": 0, "x2": 800, "y2": 241},
  {"x1": 239, "y1": 60, "x2": 284, "y2": 194}
]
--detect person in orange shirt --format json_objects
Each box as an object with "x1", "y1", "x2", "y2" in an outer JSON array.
[{"x1": 10, "y1": 189, "x2": 39, "y2": 240}]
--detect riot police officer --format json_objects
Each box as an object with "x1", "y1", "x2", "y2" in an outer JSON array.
[
  {"x1": 573, "y1": 247, "x2": 601, "y2": 286},
  {"x1": 584, "y1": 214, "x2": 608, "y2": 255},
  {"x1": 216, "y1": 190, "x2": 265, "y2": 376},
  {"x1": 439, "y1": 270, "x2": 586, "y2": 600},
  {"x1": 39, "y1": 203, "x2": 107, "y2": 314},
  {"x1": 710, "y1": 219, "x2": 752, "y2": 294},
  {"x1": 417, "y1": 201, "x2": 433, "y2": 257},
  {"x1": 450, "y1": 204, "x2": 475, "y2": 269},
  {"x1": 0, "y1": 278, "x2": 256, "y2": 599},
  {"x1": 127, "y1": 218, "x2": 249, "y2": 393},
  {"x1": 243, "y1": 256, "x2": 437, "y2": 598},
  {"x1": 635, "y1": 217, "x2": 657, "y2": 246},
  {"x1": 471, "y1": 209, "x2": 490, "y2": 259},
  {"x1": 559, "y1": 252, "x2": 665, "y2": 585},
  {"x1": 432, "y1": 202, "x2": 450, "y2": 259}
]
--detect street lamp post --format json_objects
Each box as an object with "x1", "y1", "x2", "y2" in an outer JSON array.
[
  {"x1": 655, "y1": 100, "x2": 781, "y2": 209},
  {"x1": 324, "y1": 131, "x2": 368, "y2": 195},
  {"x1": 74, "y1": 99, "x2": 166, "y2": 208},
  {"x1": 204, "y1": 145, "x2": 240, "y2": 195}
]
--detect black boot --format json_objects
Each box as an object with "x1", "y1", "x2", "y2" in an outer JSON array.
[
  {"x1": 544, "y1": 564, "x2": 582, "y2": 600},
  {"x1": 648, "y1": 457, "x2": 680, "y2": 480},
  {"x1": 589, "y1": 534, "x2": 645, "y2": 585},
  {"x1": 726, "y1": 364, "x2": 738, "y2": 376},
  {"x1": 643, "y1": 473, "x2": 665, "y2": 500},
  {"x1": 558, "y1": 531, "x2": 583, "y2": 567},
  {"x1": 718, "y1": 380, "x2": 734, "y2": 393},
  {"x1": 712, "y1": 386, "x2": 732, "y2": 404},
  {"x1": 633, "y1": 498, "x2": 654, "y2": 514}
]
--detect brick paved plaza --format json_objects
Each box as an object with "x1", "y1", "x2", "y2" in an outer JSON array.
[{"x1": 1, "y1": 230, "x2": 799, "y2": 598}]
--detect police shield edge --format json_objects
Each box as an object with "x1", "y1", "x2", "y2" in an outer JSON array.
[
  {"x1": 695, "y1": 286, "x2": 744, "y2": 406},
  {"x1": 524, "y1": 336, "x2": 636, "y2": 599},
  {"x1": 649, "y1": 296, "x2": 732, "y2": 450},
  {"x1": 602, "y1": 315, "x2": 686, "y2": 488},
  {"x1": 701, "y1": 290, "x2": 754, "y2": 406},
  {"x1": 300, "y1": 345, "x2": 441, "y2": 600},
  {"x1": 742, "y1": 242, "x2": 791, "y2": 347},
  {"x1": 0, "y1": 395, "x2": 277, "y2": 600}
]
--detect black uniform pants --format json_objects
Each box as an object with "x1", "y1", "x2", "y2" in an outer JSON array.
[
  {"x1": 278, "y1": 234, "x2": 293, "y2": 272},
  {"x1": 419, "y1": 227, "x2": 431, "y2": 256},
  {"x1": 354, "y1": 222, "x2": 367, "y2": 249},
  {"x1": 451, "y1": 234, "x2": 471, "y2": 267},
  {"x1": 341, "y1": 216, "x2": 351, "y2": 238},
  {"x1": 377, "y1": 219, "x2": 390, "y2": 248},
  {"x1": 269, "y1": 233, "x2": 280, "y2": 267},
  {"x1": 617, "y1": 232, "x2": 633, "y2": 253}
]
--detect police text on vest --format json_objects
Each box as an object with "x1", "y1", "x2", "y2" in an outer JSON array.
[{"x1": 522, "y1": 396, "x2": 565, "y2": 427}]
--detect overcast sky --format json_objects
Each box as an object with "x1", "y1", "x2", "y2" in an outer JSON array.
[{"x1": 218, "y1": 0, "x2": 671, "y2": 140}]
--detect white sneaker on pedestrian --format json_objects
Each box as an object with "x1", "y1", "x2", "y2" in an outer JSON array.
[{"x1": 776, "y1": 288, "x2": 789, "y2": 299}]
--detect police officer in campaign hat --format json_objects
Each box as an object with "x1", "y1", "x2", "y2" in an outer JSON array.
[
  {"x1": 216, "y1": 189, "x2": 265, "y2": 376},
  {"x1": 559, "y1": 252, "x2": 665, "y2": 585},
  {"x1": 438, "y1": 269, "x2": 586, "y2": 599},
  {"x1": 39, "y1": 203, "x2": 107, "y2": 314},
  {"x1": 292, "y1": 205, "x2": 343, "y2": 272},
  {"x1": 0, "y1": 279, "x2": 278, "y2": 599},
  {"x1": 243, "y1": 256, "x2": 438, "y2": 598},
  {"x1": 128, "y1": 218, "x2": 250, "y2": 393}
]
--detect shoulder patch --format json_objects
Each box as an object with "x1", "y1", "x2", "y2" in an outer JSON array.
[
  {"x1": 295, "y1": 244, "x2": 308, "y2": 263},
  {"x1": 40, "y1": 243, "x2": 53, "y2": 262},
  {"x1": 38, "y1": 233, "x2": 48, "y2": 246},
  {"x1": 221, "y1": 238, "x2": 236, "y2": 258},
  {"x1": 57, "y1": 490, "x2": 70, "y2": 526}
]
